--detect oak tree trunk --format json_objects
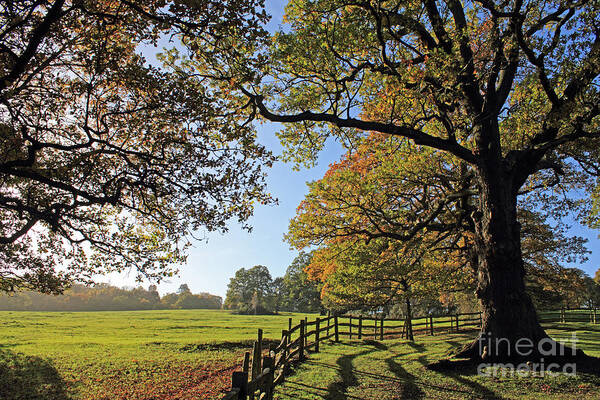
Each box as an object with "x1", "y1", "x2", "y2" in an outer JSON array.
[{"x1": 457, "y1": 164, "x2": 582, "y2": 363}]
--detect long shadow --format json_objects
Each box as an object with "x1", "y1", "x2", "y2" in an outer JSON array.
[
  {"x1": 406, "y1": 341, "x2": 426, "y2": 353},
  {"x1": 444, "y1": 340, "x2": 464, "y2": 357},
  {"x1": 325, "y1": 344, "x2": 378, "y2": 400},
  {"x1": 428, "y1": 362, "x2": 506, "y2": 400},
  {"x1": 385, "y1": 357, "x2": 425, "y2": 399},
  {"x1": 360, "y1": 339, "x2": 388, "y2": 350},
  {"x1": 416, "y1": 355, "x2": 429, "y2": 366},
  {"x1": 0, "y1": 349, "x2": 70, "y2": 400},
  {"x1": 288, "y1": 341, "x2": 392, "y2": 400},
  {"x1": 303, "y1": 349, "x2": 484, "y2": 398}
]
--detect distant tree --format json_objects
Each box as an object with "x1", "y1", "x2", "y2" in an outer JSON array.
[
  {"x1": 250, "y1": 291, "x2": 260, "y2": 315},
  {"x1": 0, "y1": 283, "x2": 221, "y2": 311},
  {"x1": 175, "y1": 293, "x2": 206, "y2": 309},
  {"x1": 558, "y1": 268, "x2": 590, "y2": 308},
  {"x1": 582, "y1": 278, "x2": 600, "y2": 309},
  {"x1": 196, "y1": 293, "x2": 223, "y2": 309},
  {"x1": 308, "y1": 237, "x2": 473, "y2": 340},
  {"x1": 177, "y1": 284, "x2": 191, "y2": 295},
  {"x1": 271, "y1": 277, "x2": 285, "y2": 314},
  {"x1": 224, "y1": 265, "x2": 274, "y2": 314},
  {"x1": 160, "y1": 293, "x2": 179, "y2": 308},
  {"x1": 595, "y1": 268, "x2": 600, "y2": 284},
  {"x1": 280, "y1": 252, "x2": 322, "y2": 313}
]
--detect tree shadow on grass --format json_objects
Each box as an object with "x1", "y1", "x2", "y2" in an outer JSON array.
[
  {"x1": 444, "y1": 340, "x2": 464, "y2": 357},
  {"x1": 406, "y1": 341, "x2": 426, "y2": 353},
  {"x1": 294, "y1": 341, "x2": 395, "y2": 400},
  {"x1": 324, "y1": 345, "x2": 378, "y2": 400},
  {"x1": 385, "y1": 357, "x2": 425, "y2": 399},
  {"x1": 0, "y1": 349, "x2": 70, "y2": 400},
  {"x1": 300, "y1": 343, "x2": 484, "y2": 399},
  {"x1": 427, "y1": 360, "x2": 506, "y2": 399}
]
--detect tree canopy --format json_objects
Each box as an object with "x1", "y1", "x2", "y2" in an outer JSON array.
[
  {"x1": 279, "y1": 251, "x2": 322, "y2": 313},
  {"x1": 224, "y1": 256, "x2": 323, "y2": 314},
  {"x1": 224, "y1": 265, "x2": 274, "y2": 314},
  {"x1": 0, "y1": 0, "x2": 273, "y2": 293}
]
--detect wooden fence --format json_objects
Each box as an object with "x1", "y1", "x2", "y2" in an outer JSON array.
[
  {"x1": 221, "y1": 315, "x2": 336, "y2": 400},
  {"x1": 220, "y1": 307, "x2": 598, "y2": 399}
]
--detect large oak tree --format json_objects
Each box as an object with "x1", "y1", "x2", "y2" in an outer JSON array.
[{"x1": 233, "y1": 0, "x2": 600, "y2": 362}]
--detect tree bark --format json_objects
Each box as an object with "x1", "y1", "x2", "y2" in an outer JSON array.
[
  {"x1": 457, "y1": 163, "x2": 582, "y2": 363},
  {"x1": 405, "y1": 294, "x2": 414, "y2": 341},
  {"x1": 401, "y1": 280, "x2": 414, "y2": 341}
]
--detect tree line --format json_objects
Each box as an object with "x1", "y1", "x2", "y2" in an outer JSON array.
[
  {"x1": 224, "y1": 252, "x2": 322, "y2": 314},
  {"x1": 0, "y1": 283, "x2": 221, "y2": 311},
  {"x1": 224, "y1": 251, "x2": 600, "y2": 317}
]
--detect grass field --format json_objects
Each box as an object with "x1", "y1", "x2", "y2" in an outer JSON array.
[
  {"x1": 275, "y1": 322, "x2": 600, "y2": 400},
  {"x1": 0, "y1": 309, "x2": 318, "y2": 400},
  {"x1": 0, "y1": 310, "x2": 599, "y2": 400}
]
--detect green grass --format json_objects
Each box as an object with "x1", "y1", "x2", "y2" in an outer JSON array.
[
  {"x1": 1, "y1": 310, "x2": 599, "y2": 400},
  {"x1": 0, "y1": 309, "x2": 317, "y2": 400},
  {"x1": 274, "y1": 322, "x2": 600, "y2": 400}
]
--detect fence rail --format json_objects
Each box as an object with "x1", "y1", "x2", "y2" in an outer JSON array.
[{"x1": 221, "y1": 307, "x2": 597, "y2": 399}]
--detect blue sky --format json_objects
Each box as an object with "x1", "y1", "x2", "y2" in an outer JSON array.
[{"x1": 102, "y1": 0, "x2": 600, "y2": 298}]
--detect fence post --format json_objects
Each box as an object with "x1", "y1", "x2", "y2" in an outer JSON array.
[
  {"x1": 262, "y1": 355, "x2": 275, "y2": 400},
  {"x1": 594, "y1": 308, "x2": 597, "y2": 324},
  {"x1": 374, "y1": 317, "x2": 377, "y2": 338},
  {"x1": 299, "y1": 319, "x2": 305, "y2": 361},
  {"x1": 327, "y1": 312, "x2": 331, "y2": 337},
  {"x1": 358, "y1": 316, "x2": 362, "y2": 339},
  {"x1": 231, "y1": 371, "x2": 248, "y2": 400},
  {"x1": 380, "y1": 316, "x2": 384, "y2": 340},
  {"x1": 315, "y1": 317, "x2": 320, "y2": 352},
  {"x1": 349, "y1": 317, "x2": 352, "y2": 339},
  {"x1": 455, "y1": 314, "x2": 460, "y2": 332},
  {"x1": 288, "y1": 317, "x2": 292, "y2": 334},
  {"x1": 429, "y1": 316, "x2": 434, "y2": 336},
  {"x1": 560, "y1": 307, "x2": 565, "y2": 323},
  {"x1": 280, "y1": 330, "x2": 288, "y2": 375},
  {"x1": 251, "y1": 341, "x2": 261, "y2": 380},
  {"x1": 304, "y1": 317, "x2": 308, "y2": 348},
  {"x1": 334, "y1": 316, "x2": 339, "y2": 342},
  {"x1": 242, "y1": 351, "x2": 250, "y2": 374},
  {"x1": 479, "y1": 312, "x2": 483, "y2": 327}
]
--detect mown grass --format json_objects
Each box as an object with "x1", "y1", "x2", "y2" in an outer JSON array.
[
  {"x1": 0, "y1": 309, "x2": 317, "y2": 400},
  {"x1": 274, "y1": 322, "x2": 600, "y2": 400},
  {"x1": 1, "y1": 310, "x2": 599, "y2": 400}
]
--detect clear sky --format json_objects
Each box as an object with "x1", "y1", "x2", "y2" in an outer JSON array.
[{"x1": 101, "y1": 0, "x2": 600, "y2": 298}]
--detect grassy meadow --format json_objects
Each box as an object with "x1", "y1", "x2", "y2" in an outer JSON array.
[
  {"x1": 1, "y1": 310, "x2": 599, "y2": 400},
  {"x1": 275, "y1": 322, "x2": 600, "y2": 400},
  {"x1": 0, "y1": 309, "x2": 318, "y2": 400}
]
